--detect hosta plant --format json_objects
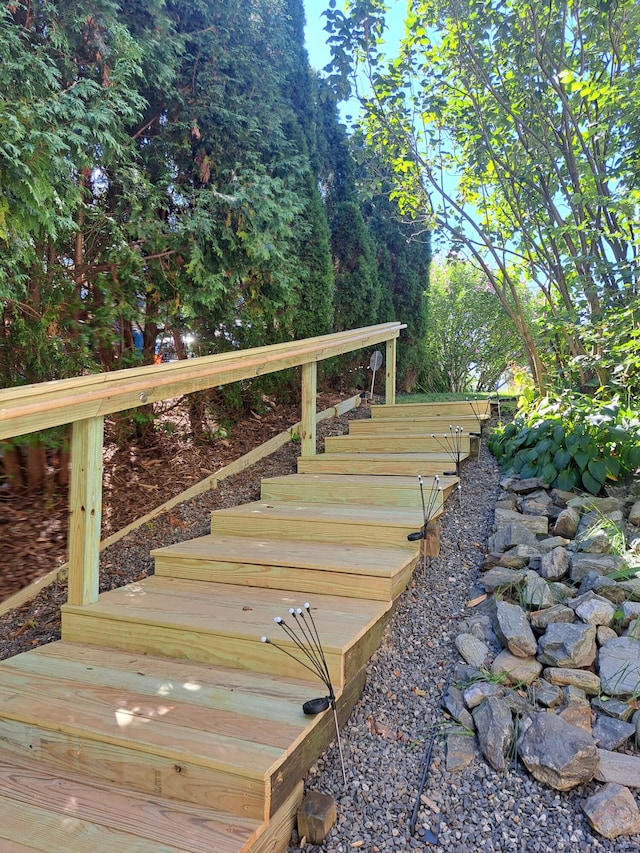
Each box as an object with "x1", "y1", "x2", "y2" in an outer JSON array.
[{"x1": 489, "y1": 396, "x2": 640, "y2": 495}]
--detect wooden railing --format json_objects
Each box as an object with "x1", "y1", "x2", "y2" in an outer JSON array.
[{"x1": 0, "y1": 322, "x2": 403, "y2": 607}]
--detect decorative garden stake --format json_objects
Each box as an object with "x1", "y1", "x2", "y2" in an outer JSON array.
[
  {"x1": 407, "y1": 475, "x2": 441, "y2": 570},
  {"x1": 369, "y1": 350, "x2": 383, "y2": 400},
  {"x1": 430, "y1": 425, "x2": 464, "y2": 475},
  {"x1": 261, "y1": 603, "x2": 347, "y2": 788},
  {"x1": 465, "y1": 397, "x2": 486, "y2": 434}
]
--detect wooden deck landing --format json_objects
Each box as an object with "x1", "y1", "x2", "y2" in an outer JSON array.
[{"x1": 0, "y1": 400, "x2": 467, "y2": 851}]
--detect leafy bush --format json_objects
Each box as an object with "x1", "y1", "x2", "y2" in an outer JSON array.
[{"x1": 489, "y1": 396, "x2": 640, "y2": 495}]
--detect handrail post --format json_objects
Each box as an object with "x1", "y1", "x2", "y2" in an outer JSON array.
[
  {"x1": 301, "y1": 361, "x2": 317, "y2": 456},
  {"x1": 67, "y1": 416, "x2": 104, "y2": 606},
  {"x1": 386, "y1": 337, "x2": 397, "y2": 404}
]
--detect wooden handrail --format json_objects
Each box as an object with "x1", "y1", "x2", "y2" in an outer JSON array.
[
  {"x1": 0, "y1": 322, "x2": 404, "y2": 608},
  {"x1": 0, "y1": 322, "x2": 402, "y2": 440}
]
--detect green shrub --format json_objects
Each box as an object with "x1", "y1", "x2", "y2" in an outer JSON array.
[{"x1": 489, "y1": 395, "x2": 640, "y2": 495}]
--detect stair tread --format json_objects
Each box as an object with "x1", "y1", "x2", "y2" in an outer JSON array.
[
  {"x1": 211, "y1": 500, "x2": 428, "y2": 527},
  {"x1": 0, "y1": 750, "x2": 260, "y2": 853},
  {"x1": 62, "y1": 577, "x2": 387, "y2": 648},
  {"x1": 152, "y1": 534, "x2": 417, "y2": 574}
]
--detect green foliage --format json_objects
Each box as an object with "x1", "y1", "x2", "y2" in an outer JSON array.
[
  {"x1": 489, "y1": 396, "x2": 640, "y2": 495},
  {"x1": 422, "y1": 258, "x2": 527, "y2": 393}
]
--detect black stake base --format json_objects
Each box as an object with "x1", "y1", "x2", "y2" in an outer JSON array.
[{"x1": 303, "y1": 696, "x2": 331, "y2": 715}]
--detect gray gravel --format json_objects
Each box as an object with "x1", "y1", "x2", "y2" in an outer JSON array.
[{"x1": 287, "y1": 435, "x2": 640, "y2": 853}]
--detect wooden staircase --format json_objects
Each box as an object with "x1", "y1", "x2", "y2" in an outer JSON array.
[{"x1": 0, "y1": 399, "x2": 482, "y2": 852}]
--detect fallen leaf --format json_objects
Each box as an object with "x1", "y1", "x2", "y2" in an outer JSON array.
[
  {"x1": 412, "y1": 686, "x2": 426, "y2": 697},
  {"x1": 367, "y1": 715, "x2": 396, "y2": 739},
  {"x1": 393, "y1": 669, "x2": 400, "y2": 677}
]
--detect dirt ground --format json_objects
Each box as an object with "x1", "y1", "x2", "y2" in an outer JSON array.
[{"x1": 0, "y1": 391, "x2": 345, "y2": 604}]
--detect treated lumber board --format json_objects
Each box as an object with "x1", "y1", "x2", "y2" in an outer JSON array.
[
  {"x1": 253, "y1": 780, "x2": 304, "y2": 853},
  {"x1": 61, "y1": 578, "x2": 390, "y2": 686},
  {"x1": 370, "y1": 401, "x2": 490, "y2": 419},
  {"x1": 0, "y1": 753, "x2": 260, "y2": 853},
  {"x1": 209, "y1": 500, "x2": 432, "y2": 549},
  {"x1": 152, "y1": 535, "x2": 419, "y2": 601},
  {"x1": 324, "y1": 434, "x2": 471, "y2": 454},
  {"x1": 297, "y1": 452, "x2": 463, "y2": 477},
  {"x1": 260, "y1": 473, "x2": 457, "y2": 505},
  {"x1": 348, "y1": 416, "x2": 485, "y2": 434},
  {"x1": 0, "y1": 322, "x2": 402, "y2": 440}
]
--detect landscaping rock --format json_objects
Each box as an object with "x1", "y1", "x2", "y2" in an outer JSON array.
[
  {"x1": 537, "y1": 622, "x2": 597, "y2": 668},
  {"x1": 598, "y1": 637, "x2": 640, "y2": 697},
  {"x1": 510, "y1": 477, "x2": 549, "y2": 494},
  {"x1": 568, "y1": 496, "x2": 626, "y2": 515},
  {"x1": 597, "y1": 626, "x2": 618, "y2": 645},
  {"x1": 521, "y1": 570, "x2": 556, "y2": 610},
  {"x1": 550, "y1": 488, "x2": 577, "y2": 508},
  {"x1": 620, "y1": 601, "x2": 640, "y2": 627},
  {"x1": 574, "y1": 593, "x2": 617, "y2": 627},
  {"x1": 531, "y1": 678, "x2": 562, "y2": 708},
  {"x1": 490, "y1": 649, "x2": 542, "y2": 684},
  {"x1": 480, "y1": 566, "x2": 527, "y2": 593},
  {"x1": 487, "y1": 521, "x2": 538, "y2": 553},
  {"x1": 494, "y1": 508, "x2": 548, "y2": 535},
  {"x1": 539, "y1": 546, "x2": 570, "y2": 580},
  {"x1": 570, "y1": 552, "x2": 626, "y2": 582},
  {"x1": 498, "y1": 545, "x2": 540, "y2": 569},
  {"x1": 563, "y1": 685, "x2": 589, "y2": 704},
  {"x1": 592, "y1": 696, "x2": 635, "y2": 721},
  {"x1": 493, "y1": 600, "x2": 537, "y2": 657},
  {"x1": 442, "y1": 685, "x2": 475, "y2": 732},
  {"x1": 446, "y1": 732, "x2": 479, "y2": 771},
  {"x1": 557, "y1": 702, "x2": 593, "y2": 734},
  {"x1": 517, "y1": 711, "x2": 599, "y2": 790},
  {"x1": 530, "y1": 604, "x2": 575, "y2": 631},
  {"x1": 454, "y1": 633, "x2": 490, "y2": 668},
  {"x1": 596, "y1": 749, "x2": 640, "y2": 788},
  {"x1": 582, "y1": 783, "x2": 640, "y2": 840},
  {"x1": 463, "y1": 681, "x2": 503, "y2": 709},
  {"x1": 543, "y1": 667, "x2": 601, "y2": 695},
  {"x1": 580, "y1": 574, "x2": 626, "y2": 604},
  {"x1": 553, "y1": 506, "x2": 581, "y2": 539},
  {"x1": 537, "y1": 535, "x2": 571, "y2": 553},
  {"x1": 593, "y1": 714, "x2": 636, "y2": 751},
  {"x1": 473, "y1": 696, "x2": 514, "y2": 772},
  {"x1": 618, "y1": 578, "x2": 640, "y2": 601},
  {"x1": 630, "y1": 501, "x2": 640, "y2": 527}
]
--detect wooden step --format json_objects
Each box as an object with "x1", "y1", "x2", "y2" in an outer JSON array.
[
  {"x1": 297, "y1": 452, "x2": 463, "y2": 477},
  {"x1": 371, "y1": 401, "x2": 491, "y2": 419},
  {"x1": 209, "y1": 500, "x2": 430, "y2": 549},
  {"x1": 260, "y1": 473, "x2": 457, "y2": 507},
  {"x1": 152, "y1": 534, "x2": 419, "y2": 601},
  {"x1": 0, "y1": 639, "x2": 363, "y2": 830},
  {"x1": 0, "y1": 751, "x2": 262, "y2": 852},
  {"x1": 348, "y1": 417, "x2": 485, "y2": 434},
  {"x1": 61, "y1": 580, "x2": 391, "y2": 689},
  {"x1": 325, "y1": 433, "x2": 471, "y2": 455}
]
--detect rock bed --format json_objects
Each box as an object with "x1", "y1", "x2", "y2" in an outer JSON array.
[{"x1": 288, "y1": 439, "x2": 640, "y2": 852}]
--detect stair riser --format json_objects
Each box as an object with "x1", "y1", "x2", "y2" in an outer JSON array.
[
  {"x1": 154, "y1": 556, "x2": 411, "y2": 601},
  {"x1": 0, "y1": 719, "x2": 267, "y2": 822},
  {"x1": 348, "y1": 419, "x2": 484, "y2": 435},
  {"x1": 61, "y1": 611, "x2": 347, "y2": 687},
  {"x1": 210, "y1": 514, "x2": 419, "y2": 549},
  {"x1": 297, "y1": 457, "x2": 456, "y2": 476},
  {"x1": 325, "y1": 436, "x2": 471, "y2": 454},
  {"x1": 371, "y1": 403, "x2": 490, "y2": 419},
  {"x1": 260, "y1": 479, "x2": 443, "y2": 511}
]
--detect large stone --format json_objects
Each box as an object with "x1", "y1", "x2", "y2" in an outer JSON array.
[
  {"x1": 557, "y1": 702, "x2": 593, "y2": 734},
  {"x1": 618, "y1": 578, "x2": 640, "y2": 602},
  {"x1": 598, "y1": 637, "x2": 640, "y2": 697},
  {"x1": 592, "y1": 696, "x2": 635, "y2": 721},
  {"x1": 582, "y1": 783, "x2": 640, "y2": 840},
  {"x1": 442, "y1": 685, "x2": 475, "y2": 732},
  {"x1": 574, "y1": 593, "x2": 617, "y2": 627},
  {"x1": 530, "y1": 604, "x2": 575, "y2": 631},
  {"x1": 630, "y1": 501, "x2": 640, "y2": 527},
  {"x1": 596, "y1": 749, "x2": 640, "y2": 788},
  {"x1": 593, "y1": 715, "x2": 636, "y2": 751},
  {"x1": 473, "y1": 696, "x2": 514, "y2": 772},
  {"x1": 493, "y1": 600, "x2": 538, "y2": 657},
  {"x1": 498, "y1": 545, "x2": 539, "y2": 569},
  {"x1": 495, "y1": 508, "x2": 549, "y2": 535},
  {"x1": 570, "y1": 553, "x2": 626, "y2": 582},
  {"x1": 491, "y1": 649, "x2": 542, "y2": 685},
  {"x1": 463, "y1": 681, "x2": 503, "y2": 709},
  {"x1": 539, "y1": 547, "x2": 570, "y2": 581},
  {"x1": 531, "y1": 678, "x2": 562, "y2": 708},
  {"x1": 517, "y1": 711, "x2": 599, "y2": 790},
  {"x1": 568, "y1": 495, "x2": 626, "y2": 514},
  {"x1": 519, "y1": 494, "x2": 553, "y2": 516},
  {"x1": 537, "y1": 535, "x2": 571, "y2": 553},
  {"x1": 455, "y1": 633, "x2": 490, "y2": 669},
  {"x1": 510, "y1": 477, "x2": 550, "y2": 494},
  {"x1": 620, "y1": 601, "x2": 640, "y2": 627},
  {"x1": 537, "y1": 622, "x2": 597, "y2": 668},
  {"x1": 597, "y1": 626, "x2": 619, "y2": 646},
  {"x1": 543, "y1": 667, "x2": 601, "y2": 695},
  {"x1": 488, "y1": 521, "x2": 538, "y2": 554},
  {"x1": 480, "y1": 567, "x2": 527, "y2": 594},
  {"x1": 553, "y1": 506, "x2": 581, "y2": 539},
  {"x1": 446, "y1": 732, "x2": 479, "y2": 771},
  {"x1": 550, "y1": 488, "x2": 578, "y2": 508},
  {"x1": 580, "y1": 574, "x2": 626, "y2": 604},
  {"x1": 521, "y1": 571, "x2": 556, "y2": 610}
]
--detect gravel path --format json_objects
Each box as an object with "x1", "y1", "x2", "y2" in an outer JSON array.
[{"x1": 2, "y1": 410, "x2": 639, "y2": 851}]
